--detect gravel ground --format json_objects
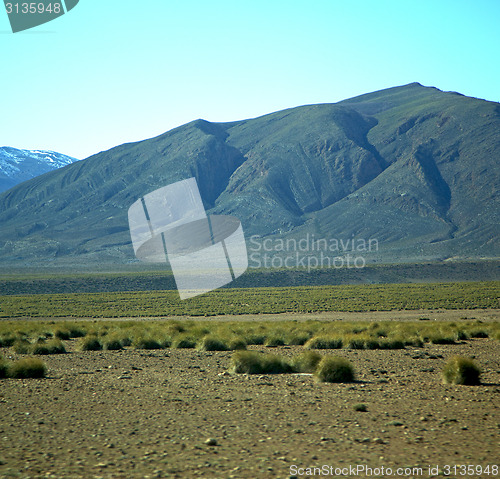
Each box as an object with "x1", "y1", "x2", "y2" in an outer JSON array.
[{"x1": 0, "y1": 321, "x2": 499, "y2": 478}]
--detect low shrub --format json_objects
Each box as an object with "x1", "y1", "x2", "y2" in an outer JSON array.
[
  {"x1": 304, "y1": 336, "x2": 342, "y2": 350},
  {"x1": 0, "y1": 356, "x2": 8, "y2": 378},
  {"x1": 378, "y1": 338, "x2": 405, "y2": 349},
  {"x1": 12, "y1": 339, "x2": 31, "y2": 354},
  {"x1": 132, "y1": 336, "x2": 162, "y2": 350},
  {"x1": 373, "y1": 329, "x2": 388, "y2": 338},
  {"x1": 315, "y1": 356, "x2": 355, "y2": 383},
  {"x1": 32, "y1": 339, "x2": 66, "y2": 355},
  {"x1": 197, "y1": 336, "x2": 228, "y2": 352},
  {"x1": 468, "y1": 329, "x2": 489, "y2": 339},
  {"x1": 242, "y1": 333, "x2": 266, "y2": 345},
  {"x1": 67, "y1": 326, "x2": 86, "y2": 338},
  {"x1": 344, "y1": 336, "x2": 366, "y2": 350},
  {"x1": 171, "y1": 334, "x2": 197, "y2": 349},
  {"x1": 8, "y1": 357, "x2": 47, "y2": 379},
  {"x1": 160, "y1": 336, "x2": 172, "y2": 348},
  {"x1": 0, "y1": 334, "x2": 16, "y2": 348},
  {"x1": 103, "y1": 337, "x2": 124, "y2": 351},
  {"x1": 231, "y1": 351, "x2": 294, "y2": 374},
  {"x1": 403, "y1": 337, "x2": 424, "y2": 348},
  {"x1": 171, "y1": 335, "x2": 197, "y2": 349},
  {"x1": 429, "y1": 334, "x2": 456, "y2": 345},
  {"x1": 364, "y1": 338, "x2": 381, "y2": 350},
  {"x1": 120, "y1": 336, "x2": 133, "y2": 347},
  {"x1": 286, "y1": 331, "x2": 311, "y2": 346},
  {"x1": 442, "y1": 356, "x2": 481, "y2": 385},
  {"x1": 455, "y1": 329, "x2": 469, "y2": 341},
  {"x1": 264, "y1": 336, "x2": 285, "y2": 347},
  {"x1": 166, "y1": 323, "x2": 185, "y2": 335},
  {"x1": 291, "y1": 351, "x2": 322, "y2": 373},
  {"x1": 54, "y1": 328, "x2": 71, "y2": 340},
  {"x1": 189, "y1": 326, "x2": 211, "y2": 337},
  {"x1": 227, "y1": 337, "x2": 247, "y2": 351},
  {"x1": 78, "y1": 336, "x2": 102, "y2": 351}
]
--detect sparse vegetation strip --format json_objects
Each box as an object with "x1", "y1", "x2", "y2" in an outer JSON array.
[
  {"x1": 1, "y1": 319, "x2": 498, "y2": 358},
  {"x1": 0, "y1": 281, "x2": 498, "y2": 318}
]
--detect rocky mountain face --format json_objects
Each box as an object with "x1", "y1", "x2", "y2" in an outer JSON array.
[{"x1": 0, "y1": 83, "x2": 498, "y2": 266}]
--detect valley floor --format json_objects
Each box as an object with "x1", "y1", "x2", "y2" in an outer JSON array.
[{"x1": 0, "y1": 311, "x2": 499, "y2": 478}]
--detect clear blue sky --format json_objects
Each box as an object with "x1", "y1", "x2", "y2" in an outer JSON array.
[{"x1": 1, "y1": 0, "x2": 499, "y2": 159}]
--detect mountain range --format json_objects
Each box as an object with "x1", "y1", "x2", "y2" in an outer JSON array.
[
  {"x1": 0, "y1": 147, "x2": 78, "y2": 193},
  {"x1": 0, "y1": 83, "x2": 498, "y2": 267}
]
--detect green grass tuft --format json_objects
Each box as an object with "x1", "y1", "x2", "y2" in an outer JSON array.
[
  {"x1": 0, "y1": 355, "x2": 8, "y2": 378},
  {"x1": 304, "y1": 336, "x2": 342, "y2": 350},
  {"x1": 286, "y1": 332, "x2": 311, "y2": 346},
  {"x1": 0, "y1": 334, "x2": 16, "y2": 347},
  {"x1": 429, "y1": 333, "x2": 456, "y2": 345},
  {"x1": 231, "y1": 351, "x2": 294, "y2": 374},
  {"x1": 8, "y1": 357, "x2": 47, "y2": 378},
  {"x1": 315, "y1": 356, "x2": 355, "y2": 383},
  {"x1": 442, "y1": 356, "x2": 481, "y2": 385},
  {"x1": 344, "y1": 336, "x2": 366, "y2": 350},
  {"x1": 67, "y1": 326, "x2": 86, "y2": 338},
  {"x1": 264, "y1": 336, "x2": 286, "y2": 347},
  {"x1": 132, "y1": 336, "x2": 162, "y2": 350},
  {"x1": 78, "y1": 336, "x2": 102, "y2": 351},
  {"x1": 378, "y1": 338, "x2": 405, "y2": 349},
  {"x1": 227, "y1": 337, "x2": 247, "y2": 350},
  {"x1": 171, "y1": 335, "x2": 197, "y2": 349},
  {"x1": 455, "y1": 329, "x2": 469, "y2": 340},
  {"x1": 32, "y1": 339, "x2": 66, "y2": 355},
  {"x1": 467, "y1": 329, "x2": 489, "y2": 338},
  {"x1": 291, "y1": 351, "x2": 322, "y2": 373},
  {"x1": 12, "y1": 339, "x2": 31, "y2": 354},
  {"x1": 54, "y1": 328, "x2": 71, "y2": 340},
  {"x1": 197, "y1": 336, "x2": 228, "y2": 351},
  {"x1": 103, "y1": 336, "x2": 124, "y2": 351},
  {"x1": 242, "y1": 333, "x2": 266, "y2": 345}
]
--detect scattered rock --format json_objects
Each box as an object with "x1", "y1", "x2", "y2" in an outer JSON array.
[
  {"x1": 205, "y1": 438, "x2": 217, "y2": 446},
  {"x1": 386, "y1": 420, "x2": 403, "y2": 427}
]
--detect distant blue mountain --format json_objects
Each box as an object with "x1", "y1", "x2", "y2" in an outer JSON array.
[
  {"x1": 0, "y1": 147, "x2": 78, "y2": 193},
  {"x1": 0, "y1": 83, "x2": 498, "y2": 265}
]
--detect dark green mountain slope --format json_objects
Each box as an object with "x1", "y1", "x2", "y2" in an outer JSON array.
[{"x1": 0, "y1": 83, "x2": 498, "y2": 266}]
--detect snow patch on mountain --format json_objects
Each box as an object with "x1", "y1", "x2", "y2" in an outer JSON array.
[{"x1": 0, "y1": 146, "x2": 79, "y2": 193}]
